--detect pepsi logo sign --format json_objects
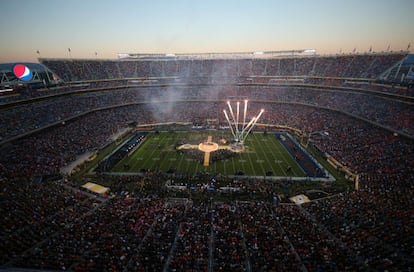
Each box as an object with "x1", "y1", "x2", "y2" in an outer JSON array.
[{"x1": 13, "y1": 64, "x2": 33, "y2": 81}]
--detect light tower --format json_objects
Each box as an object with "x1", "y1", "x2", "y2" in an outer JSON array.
[{"x1": 223, "y1": 100, "x2": 264, "y2": 144}]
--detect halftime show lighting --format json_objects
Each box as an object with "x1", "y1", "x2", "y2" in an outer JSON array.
[{"x1": 223, "y1": 100, "x2": 264, "y2": 144}]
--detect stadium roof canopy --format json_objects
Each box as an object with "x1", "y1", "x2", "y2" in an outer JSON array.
[
  {"x1": 117, "y1": 49, "x2": 318, "y2": 60},
  {"x1": 0, "y1": 62, "x2": 60, "y2": 88}
]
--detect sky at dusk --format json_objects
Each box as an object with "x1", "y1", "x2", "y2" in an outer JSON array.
[{"x1": 0, "y1": 0, "x2": 413, "y2": 63}]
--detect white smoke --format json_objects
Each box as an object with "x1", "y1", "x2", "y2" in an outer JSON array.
[{"x1": 146, "y1": 58, "x2": 247, "y2": 122}]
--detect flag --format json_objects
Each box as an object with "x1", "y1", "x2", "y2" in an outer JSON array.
[
  {"x1": 369, "y1": 46, "x2": 372, "y2": 53},
  {"x1": 353, "y1": 48, "x2": 356, "y2": 53},
  {"x1": 68, "y1": 48, "x2": 71, "y2": 52},
  {"x1": 387, "y1": 44, "x2": 390, "y2": 51},
  {"x1": 36, "y1": 50, "x2": 40, "y2": 54},
  {"x1": 408, "y1": 43, "x2": 411, "y2": 51}
]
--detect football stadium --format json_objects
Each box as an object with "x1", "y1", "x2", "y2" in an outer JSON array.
[
  {"x1": 1, "y1": 1, "x2": 414, "y2": 271},
  {"x1": 1, "y1": 49, "x2": 413, "y2": 271}
]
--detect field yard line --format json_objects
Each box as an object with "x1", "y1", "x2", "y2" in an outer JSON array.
[
  {"x1": 128, "y1": 134, "x2": 154, "y2": 171},
  {"x1": 265, "y1": 135, "x2": 288, "y2": 176},
  {"x1": 163, "y1": 133, "x2": 182, "y2": 171},
  {"x1": 245, "y1": 139, "x2": 260, "y2": 176},
  {"x1": 176, "y1": 151, "x2": 185, "y2": 172},
  {"x1": 195, "y1": 160, "x2": 200, "y2": 175},
  {"x1": 183, "y1": 155, "x2": 192, "y2": 174},
  {"x1": 231, "y1": 155, "x2": 236, "y2": 175},
  {"x1": 131, "y1": 133, "x2": 165, "y2": 171},
  {"x1": 252, "y1": 133, "x2": 277, "y2": 175},
  {"x1": 213, "y1": 158, "x2": 217, "y2": 173}
]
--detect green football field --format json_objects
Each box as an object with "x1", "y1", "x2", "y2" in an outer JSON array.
[{"x1": 112, "y1": 131, "x2": 306, "y2": 177}]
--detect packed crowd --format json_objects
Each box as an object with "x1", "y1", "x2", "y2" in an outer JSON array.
[
  {"x1": 1, "y1": 84, "x2": 413, "y2": 144},
  {"x1": 343, "y1": 81, "x2": 414, "y2": 97},
  {"x1": 41, "y1": 53, "x2": 405, "y2": 81},
  {"x1": 239, "y1": 86, "x2": 414, "y2": 136},
  {"x1": 4, "y1": 190, "x2": 411, "y2": 271},
  {"x1": 0, "y1": 179, "x2": 101, "y2": 266}
]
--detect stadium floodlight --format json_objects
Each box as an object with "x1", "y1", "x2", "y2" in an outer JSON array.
[{"x1": 224, "y1": 100, "x2": 264, "y2": 144}]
